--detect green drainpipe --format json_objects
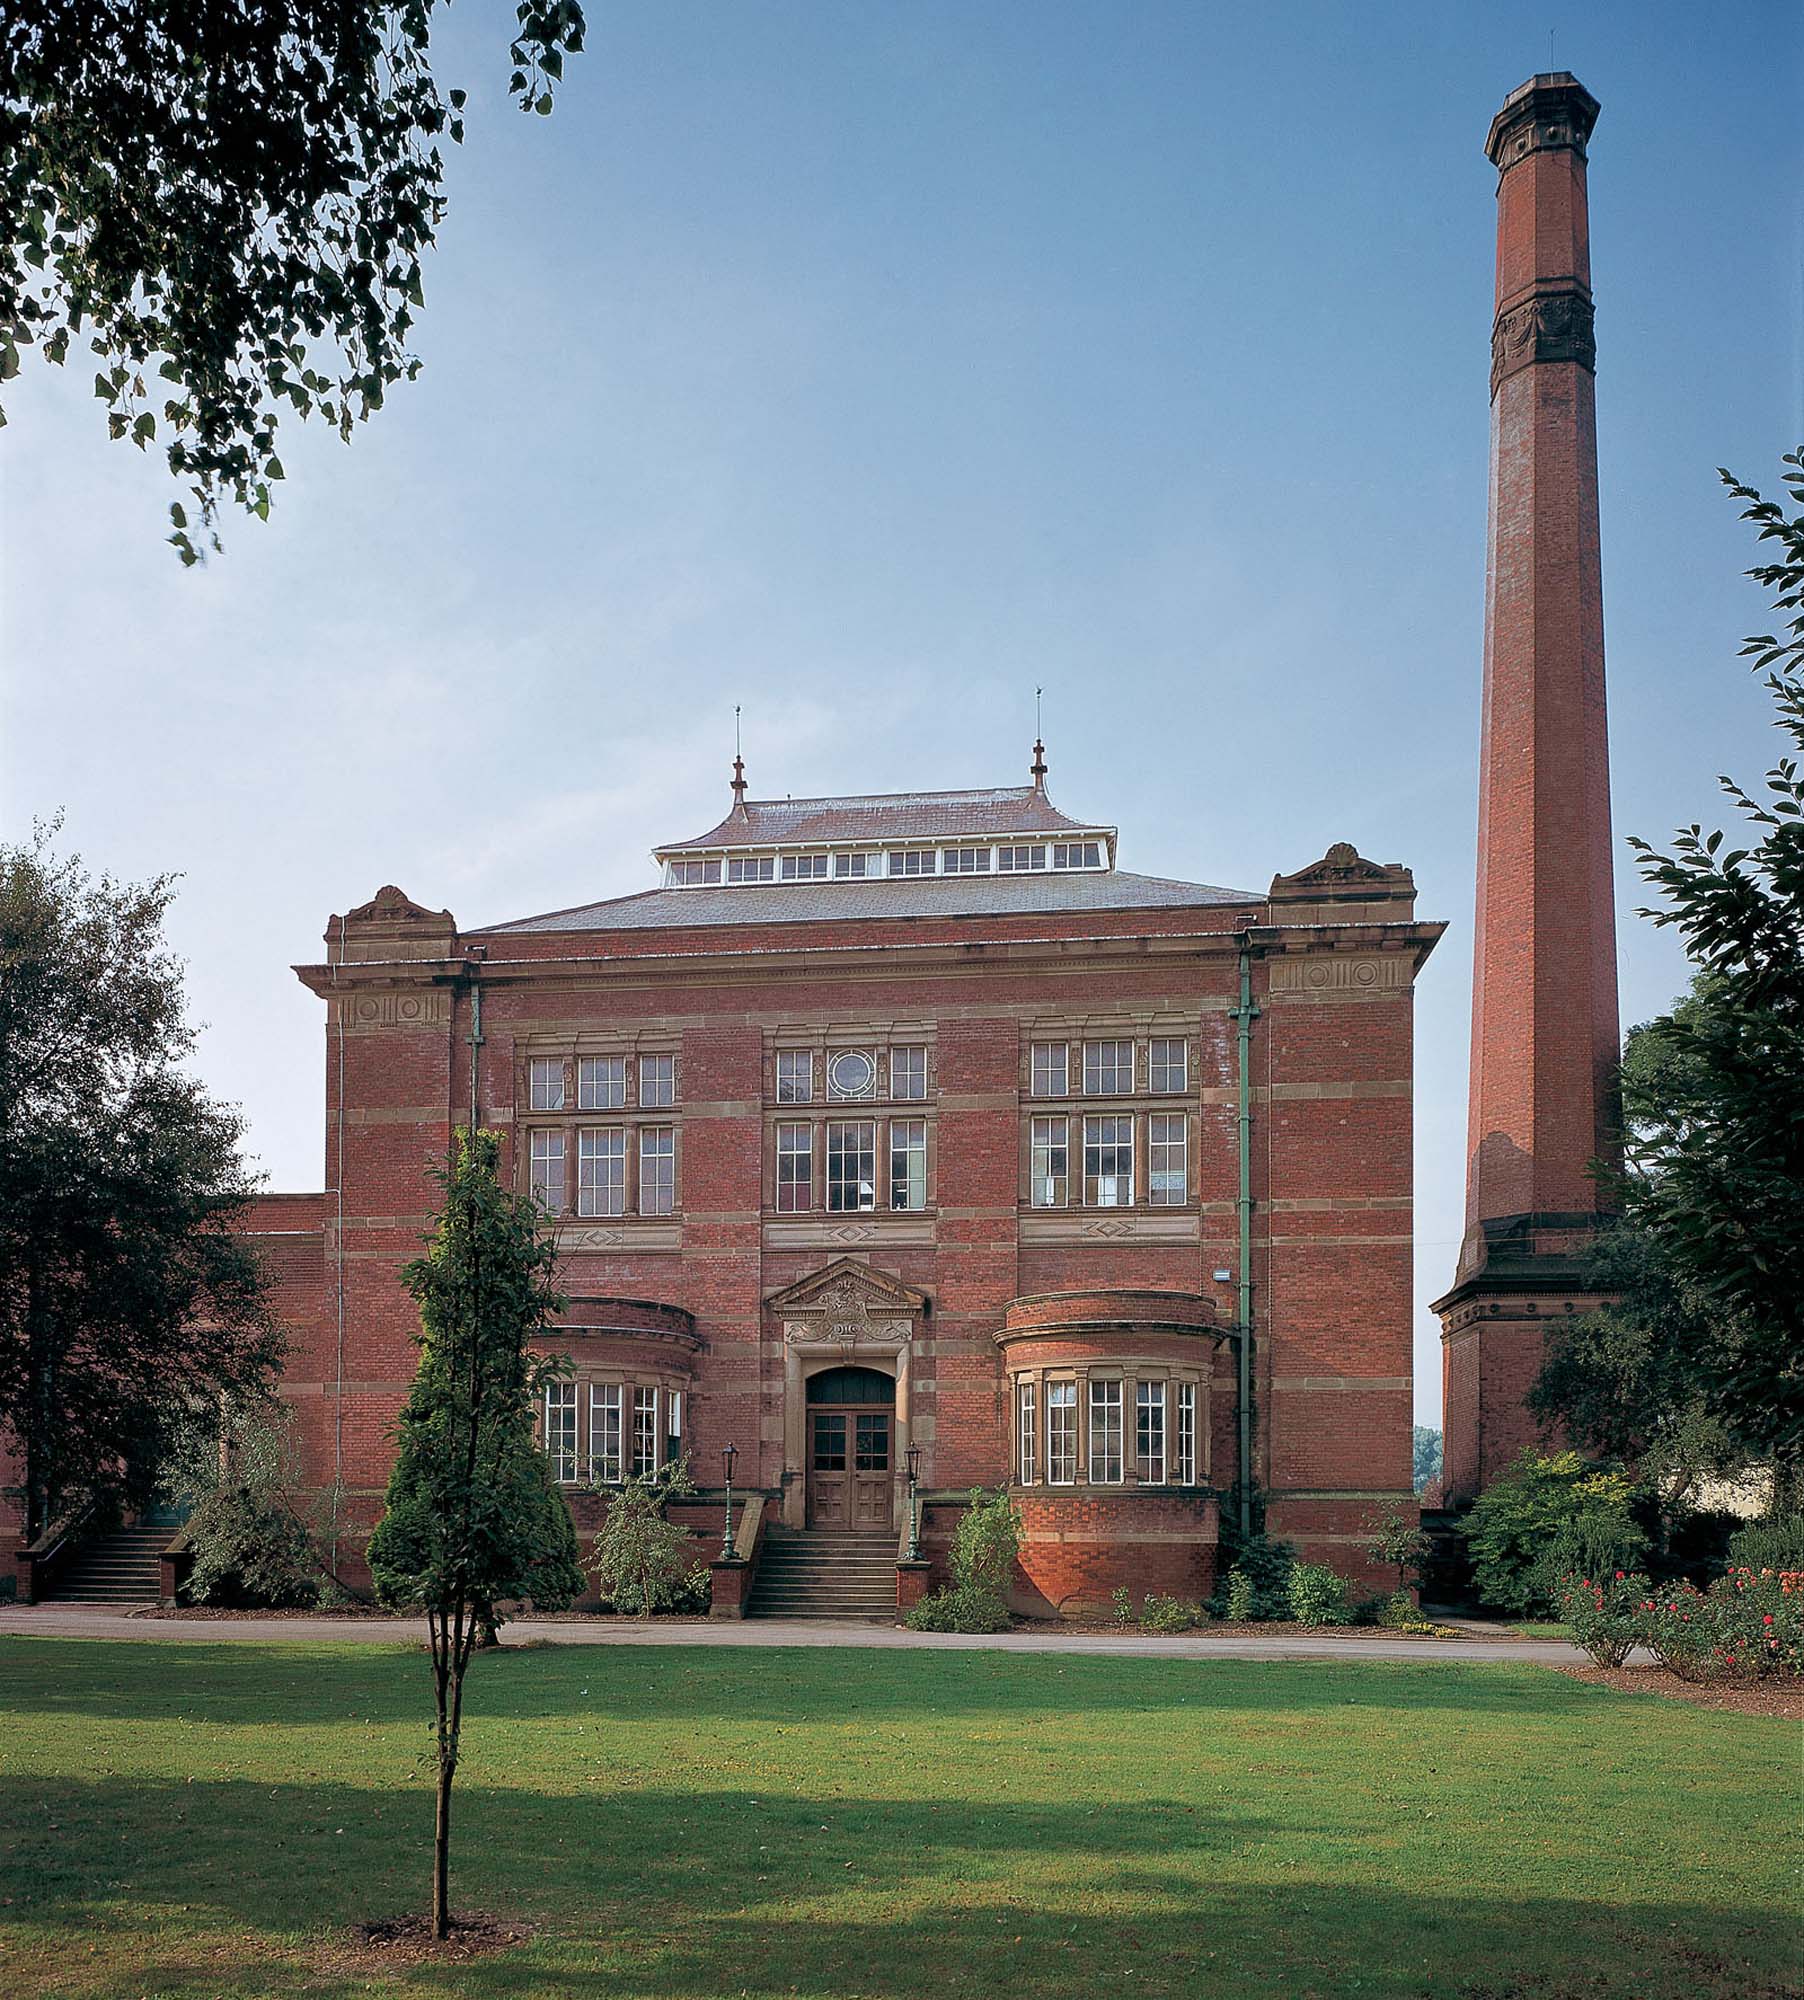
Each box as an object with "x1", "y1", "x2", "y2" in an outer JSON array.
[{"x1": 1232, "y1": 937, "x2": 1258, "y2": 1539}]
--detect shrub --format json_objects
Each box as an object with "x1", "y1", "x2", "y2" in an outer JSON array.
[
  {"x1": 1287, "y1": 1561, "x2": 1353, "y2": 1627},
  {"x1": 1726, "y1": 1515, "x2": 1804, "y2": 1574},
  {"x1": 1463, "y1": 1450, "x2": 1646, "y2": 1616},
  {"x1": 1553, "y1": 1569, "x2": 1648, "y2": 1667},
  {"x1": 1636, "y1": 1567, "x2": 1804, "y2": 1684},
  {"x1": 1110, "y1": 1586, "x2": 1134, "y2": 1627},
  {"x1": 1138, "y1": 1592, "x2": 1207, "y2": 1633},
  {"x1": 1362, "y1": 1506, "x2": 1429, "y2": 1594},
  {"x1": 1212, "y1": 1529, "x2": 1297, "y2": 1620},
  {"x1": 168, "y1": 1399, "x2": 327, "y2": 1609},
  {"x1": 950, "y1": 1487, "x2": 1022, "y2": 1596},
  {"x1": 590, "y1": 1458, "x2": 707, "y2": 1616},
  {"x1": 1374, "y1": 1588, "x2": 1419, "y2": 1630},
  {"x1": 1222, "y1": 1568, "x2": 1256, "y2": 1621},
  {"x1": 905, "y1": 1585, "x2": 1011, "y2": 1633}
]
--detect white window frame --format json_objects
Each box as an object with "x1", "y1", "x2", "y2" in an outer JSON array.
[
  {"x1": 889, "y1": 1118, "x2": 927, "y2": 1211},
  {"x1": 997, "y1": 844, "x2": 1046, "y2": 872},
  {"x1": 890, "y1": 1046, "x2": 928, "y2": 1101},
  {"x1": 668, "y1": 858, "x2": 721, "y2": 886},
  {"x1": 1149, "y1": 1038, "x2": 1188, "y2": 1093},
  {"x1": 1136, "y1": 1380, "x2": 1167, "y2": 1485},
  {"x1": 776, "y1": 1121, "x2": 814, "y2": 1211},
  {"x1": 1148, "y1": 1111, "x2": 1188, "y2": 1207},
  {"x1": 545, "y1": 1381, "x2": 579, "y2": 1483},
  {"x1": 833, "y1": 852, "x2": 876, "y2": 878},
  {"x1": 639, "y1": 1053, "x2": 676, "y2": 1108},
  {"x1": 529, "y1": 1057, "x2": 565, "y2": 1111},
  {"x1": 1089, "y1": 1378, "x2": 1125, "y2": 1484},
  {"x1": 577, "y1": 1127, "x2": 626, "y2": 1217},
  {"x1": 1030, "y1": 1041, "x2": 1070, "y2": 1098},
  {"x1": 781, "y1": 853, "x2": 829, "y2": 880},
  {"x1": 1052, "y1": 841, "x2": 1102, "y2": 870},
  {"x1": 776, "y1": 1050, "x2": 814, "y2": 1104},
  {"x1": 727, "y1": 855, "x2": 775, "y2": 883},
  {"x1": 826, "y1": 1049, "x2": 878, "y2": 1101},
  {"x1": 1083, "y1": 1114, "x2": 1134, "y2": 1207},
  {"x1": 825, "y1": 1120, "x2": 877, "y2": 1212},
  {"x1": 631, "y1": 1385, "x2": 660, "y2": 1478},
  {"x1": 529, "y1": 1129, "x2": 566, "y2": 1212},
  {"x1": 887, "y1": 848, "x2": 936, "y2": 876},
  {"x1": 578, "y1": 1055, "x2": 626, "y2": 1111},
  {"x1": 1083, "y1": 1040, "x2": 1134, "y2": 1095},
  {"x1": 1046, "y1": 1380, "x2": 1077, "y2": 1485},
  {"x1": 1030, "y1": 1114, "x2": 1069, "y2": 1208},
  {"x1": 639, "y1": 1126, "x2": 675, "y2": 1216},
  {"x1": 1175, "y1": 1381, "x2": 1197, "y2": 1486},
  {"x1": 590, "y1": 1383, "x2": 624, "y2": 1484},
  {"x1": 942, "y1": 846, "x2": 991, "y2": 873},
  {"x1": 1016, "y1": 1379, "x2": 1038, "y2": 1485}
]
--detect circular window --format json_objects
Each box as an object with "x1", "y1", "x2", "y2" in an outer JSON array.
[{"x1": 828, "y1": 1049, "x2": 876, "y2": 1099}]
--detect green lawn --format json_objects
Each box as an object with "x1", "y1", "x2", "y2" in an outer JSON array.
[{"x1": 0, "y1": 1639, "x2": 1793, "y2": 2000}]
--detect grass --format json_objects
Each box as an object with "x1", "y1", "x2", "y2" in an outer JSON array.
[
  {"x1": 1509, "y1": 1622, "x2": 1572, "y2": 1640},
  {"x1": 0, "y1": 1638, "x2": 1793, "y2": 2000}
]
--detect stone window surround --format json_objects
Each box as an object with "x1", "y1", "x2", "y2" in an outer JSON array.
[
  {"x1": 767, "y1": 1027, "x2": 937, "y2": 1108},
  {"x1": 1018, "y1": 1107, "x2": 1197, "y2": 1213},
  {"x1": 538, "y1": 1364, "x2": 692, "y2": 1487},
  {"x1": 524, "y1": 1118, "x2": 681, "y2": 1220},
  {"x1": 771, "y1": 1113, "x2": 937, "y2": 1216}
]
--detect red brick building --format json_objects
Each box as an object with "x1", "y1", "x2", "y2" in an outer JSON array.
[{"x1": 234, "y1": 754, "x2": 1440, "y2": 1615}]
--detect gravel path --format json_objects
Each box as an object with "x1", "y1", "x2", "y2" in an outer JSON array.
[{"x1": 0, "y1": 1601, "x2": 1587, "y2": 1664}]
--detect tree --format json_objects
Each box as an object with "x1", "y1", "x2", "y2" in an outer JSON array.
[
  {"x1": 1, "y1": 1, "x2": 585, "y2": 561},
  {"x1": 0, "y1": 824, "x2": 278, "y2": 1545},
  {"x1": 1412, "y1": 1426, "x2": 1442, "y2": 1495},
  {"x1": 590, "y1": 1458, "x2": 707, "y2": 1617},
  {"x1": 162, "y1": 1395, "x2": 333, "y2": 1608},
  {"x1": 1362, "y1": 1505, "x2": 1428, "y2": 1596},
  {"x1": 366, "y1": 1127, "x2": 583, "y2": 1940},
  {"x1": 1570, "y1": 450, "x2": 1804, "y2": 1477}
]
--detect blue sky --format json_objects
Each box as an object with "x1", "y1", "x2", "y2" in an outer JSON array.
[{"x1": 2, "y1": 3, "x2": 1798, "y2": 1422}]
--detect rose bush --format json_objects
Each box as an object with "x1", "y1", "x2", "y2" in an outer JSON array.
[
  {"x1": 1553, "y1": 1569, "x2": 1648, "y2": 1667},
  {"x1": 1634, "y1": 1567, "x2": 1804, "y2": 1683}
]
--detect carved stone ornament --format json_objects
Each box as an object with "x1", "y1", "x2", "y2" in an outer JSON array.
[
  {"x1": 343, "y1": 885, "x2": 453, "y2": 926},
  {"x1": 1491, "y1": 291, "x2": 1596, "y2": 396}
]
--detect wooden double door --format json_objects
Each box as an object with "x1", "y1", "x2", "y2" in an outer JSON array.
[{"x1": 806, "y1": 1367, "x2": 895, "y2": 1529}]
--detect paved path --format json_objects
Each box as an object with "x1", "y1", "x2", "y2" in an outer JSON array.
[{"x1": 0, "y1": 1601, "x2": 1587, "y2": 1665}]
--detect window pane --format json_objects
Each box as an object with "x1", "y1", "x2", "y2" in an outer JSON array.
[
  {"x1": 1030, "y1": 1115, "x2": 1068, "y2": 1207},
  {"x1": 942, "y1": 846, "x2": 990, "y2": 873},
  {"x1": 1149, "y1": 1111, "x2": 1187, "y2": 1207},
  {"x1": 997, "y1": 844, "x2": 1046, "y2": 872},
  {"x1": 1030, "y1": 1042, "x2": 1069, "y2": 1097},
  {"x1": 1149, "y1": 1038, "x2": 1187, "y2": 1093},
  {"x1": 544, "y1": 1382, "x2": 579, "y2": 1483},
  {"x1": 1137, "y1": 1380, "x2": 1167, "y2": 1484},
  {"x1": 631, "y1": 1386, "x2": 659, "y2": 1478},
  {"x1": 529, "y1": 1057, "x2": 565, "y2": 1111},
  {"x1": 776, "y1": 1050, "x2": 814, "y2": 1103},
  {"x1": 1175, "y1": 1382, "x2": 1197, "y2": 1485},
  {"x1": 854, "y1": 1412, "x2": 890, "y2": 1471},
  {"x1": 577, "y1": 1128, "x2": 626, "y2": 1216},
  {"x1": 1083, "y1": 1115, "x2": 1134, "y2": 1206},
  {"x1": 890, "y1": 1046, "x2": 928, "y2": 1100},
  {"x1": 639, "y1": 1127, "x2": 675, "y2": 1215},
  {"x1": 639, "y1": 1054, "x2": 676, "y2": 1108},
  {"x1": 827, "y1": 1049, "x2": 877, "y2": 1100},
  {"x1": 833, "y1": 852, "x2": 874, "y2": 878},
  {"x1": 1082, "y1": 1040, "x2": 1133, "y2": 1094},
  {"x1": 529, "y1": 1129, "x2": 566, "y2": 1212},
  {"x1": 889, "y1": 1118, "x2": 927, "y2": 1211},
  {"x1": 578, "y1": 1056, "x2": 626, "y2": 1110},
  {"x1": 888, "y1": 849, "x2": 935, "y2": 876},
  {"x1": 1047, "y1": 1380, "x2": 1077, "y2": 1484},
  {"x1": 781, "y1": 853, "x2": 829, "y2": 879},
  {"x1": 812, "y1": 1413, "x2": 846, "y2": 1470},
  {"x1": 826, "y1": 1121, "x2": 877, "y2": 1211},
  {"x1": 1016, "y1": 1379, "x2": 1037, "y2": 1485},
  {"x1": 590, "y1": 1383, "x2": 623, "y2": 1484},
  {"x1": 776, "y1": 1122, "x2": 814, "y2": 1212},
  {"x1": 1089, "y1": 1379, "x2": 1124, "y2": 1483},
  {"x1": 727, "y1": 855, "x2": 775, "y2": 882}
]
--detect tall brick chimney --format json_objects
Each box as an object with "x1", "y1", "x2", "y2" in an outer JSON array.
[{"x1": 1433, "y1": 75, "x2": 1621, "y2": 1503}]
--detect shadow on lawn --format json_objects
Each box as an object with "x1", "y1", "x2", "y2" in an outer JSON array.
[
  {"x1": 0, "y1": 1637, "x2": 1607, "y2": 1729},
  {"x1": 1, "y1": 1772, "x2": 1792, "y2": 2000}
]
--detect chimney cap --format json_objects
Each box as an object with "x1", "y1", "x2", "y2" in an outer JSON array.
[{"x1": 1486, "y1": 73, "x2": 1600, "y2": 169}]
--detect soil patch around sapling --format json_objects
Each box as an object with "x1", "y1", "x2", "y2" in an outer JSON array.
[
  {"x1": 340, "y1": 1912, "x2": 533, "y2": 1966},
  {"x1": 1551, "y1": 1662, "x2": 1802, "y2": 1721}
]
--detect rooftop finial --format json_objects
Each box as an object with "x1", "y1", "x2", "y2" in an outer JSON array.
[
  {"x1": 1031, "y1": 687, "x2": 1047, "y2": 791},
  {"x1": 731, "y1": 705, "x2": 747, "y2": 808}
]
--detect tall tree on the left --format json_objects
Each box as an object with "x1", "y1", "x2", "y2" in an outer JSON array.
[
  {"x1": 0, "y1": 823, "x2": 278, "y2": 1546},
  {"x1": 0, "y1": 1, "x2": 586, "y2": 560}
]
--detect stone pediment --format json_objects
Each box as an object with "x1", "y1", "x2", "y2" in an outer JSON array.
[
  {"x1": 765, "y1": 1257, "x2": 927, "y2": 1320},
  {"x1": 1272, "y1": 843, "x2": 1395, "y2": 891},
  {"x1": 343, "y1": 885, "x2": 454, "y2": 927}
]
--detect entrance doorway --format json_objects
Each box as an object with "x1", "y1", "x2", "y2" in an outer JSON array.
[{"x1": 805, "y1": 1365, "x2": 894, "y2": 1529}]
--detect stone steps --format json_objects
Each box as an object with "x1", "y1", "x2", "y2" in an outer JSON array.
[
  {"x1": 749, "y1": 1530, "x2": 897, "y2": 1622},
  {"x1": 44, "y1": 1528, "x2": 169, "y2": 1604}
]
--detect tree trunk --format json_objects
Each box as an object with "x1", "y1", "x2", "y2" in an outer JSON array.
[{"x1": 433, "y1": 1745, "x2": 454, "y2": 1939}]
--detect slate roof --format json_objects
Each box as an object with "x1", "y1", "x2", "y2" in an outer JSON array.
[
  {"x1": 657, "y1": 785, "x2": 1104, "y2": 852},
  {"x1": 476, "y1": 868, "x2": 1260, "y2": 937}
]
